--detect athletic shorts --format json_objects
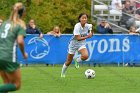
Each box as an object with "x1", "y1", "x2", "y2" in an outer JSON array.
[
  {"x1": 0, "y1": 60, "x2": 20, "y2": 73},
  {"x1": 68, "y1": 40, "x2": 86, "y2": 54}
]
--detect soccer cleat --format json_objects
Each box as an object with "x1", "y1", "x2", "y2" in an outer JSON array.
[
  {"x1": 74, "y1": 58, "x2": 79, "y2": 69},
  {"x1": 61, "y1": 74, "x2": 65, "y2": 78}
]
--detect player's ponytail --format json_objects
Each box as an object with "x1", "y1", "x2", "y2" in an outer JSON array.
[{"x1": 9, "y1": 2, "x2": 26, "y2": 29}]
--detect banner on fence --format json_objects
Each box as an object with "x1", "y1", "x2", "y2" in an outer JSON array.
[{"x1": 17, "y1": 34, "x2": 140, "y2": 64}]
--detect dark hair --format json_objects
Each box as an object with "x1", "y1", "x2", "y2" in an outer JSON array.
[
  {"x1": 18, "y1": 6, "x2": 26, "y2": 18},
  {"x1": 78, "y1": 13, "x2": 88, "y2": 22}
]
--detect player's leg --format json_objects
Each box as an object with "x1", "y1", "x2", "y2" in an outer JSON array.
[
  {"x1": 79, "y1": 48, "x2": 88, "y2": 61},
  {"x1": 7, "y1": 68, "x2": 21, "y2": 90},
  {"x1": 0, "y1": 70, "x2": 10, "y2": 84},
  {"x1": 61, "y1": 54, "x2": 74, "y2": 77},
  {"x1": 0, "y1": 68, "x2": 21, "y2": 92},
  {"x1": 61, "y1": 41, "x2": 76, "y2": 77},
  {"x1": 74, "y1": 45, "x2": 88, "y2": 68},
  {"x1": 74, "y1": 47, "x2": 88, "y2": 68},
  {"x1": 65, "y1": 54, "x2": 75, "y2": 66}
]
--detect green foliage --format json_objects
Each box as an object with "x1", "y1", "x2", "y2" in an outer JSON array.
[{"x1": 0, "y1": 0, "x2": 92, "y2": 34}]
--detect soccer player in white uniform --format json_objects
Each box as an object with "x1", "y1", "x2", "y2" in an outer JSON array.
[{"x1": 61, "y1": 13, "x2": 93, "y2": 77}]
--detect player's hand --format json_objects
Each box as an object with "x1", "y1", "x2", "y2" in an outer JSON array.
[
  {"x1": 87, "y1": 32, "x2": 92, "y2": 38},
  {"x1": 23, "y1": 52, "x2": 28, "y2": 59}
]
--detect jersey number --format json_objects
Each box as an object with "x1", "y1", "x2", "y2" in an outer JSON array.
[{"x1": 1, "y1": 24, "x2": 11, "y2": 38}]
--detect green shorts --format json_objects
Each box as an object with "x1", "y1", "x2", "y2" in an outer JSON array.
[{"x1": 0, "y1": 60, "x2": 20, "y2": 73}]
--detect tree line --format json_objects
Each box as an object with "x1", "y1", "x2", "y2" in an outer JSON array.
[{"x1": 0, "y1": 0, "x2": 92, "y2": 34}]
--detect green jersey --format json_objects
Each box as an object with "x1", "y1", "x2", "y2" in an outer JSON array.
[{"x1": 0, "y1": 20, "x2": 26, "y2": 62}]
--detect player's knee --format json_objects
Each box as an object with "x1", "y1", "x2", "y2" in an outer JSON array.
[
  {"x1": 81, "y1": 55, "x2": 88, "y2": 60},
  {"x1": 65, "y1": 61, "x2": 71, "y2": 66},
  {"x1": 65, "y1": 59, "x2": 72, "y2": 66},
  {"x1": 15, "y1": 82, "x2": 21, "y2": 90},
  {"x1": 16, "y1": 84, "x2": 21, "y2": 90}
]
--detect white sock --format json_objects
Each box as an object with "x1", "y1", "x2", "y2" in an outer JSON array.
[
  {"x1": 76, "y1": 57, "x2": 82, "y2": 62},
  {"x1": 61, "y1": 63, "x2": 68, "y2": 75}
]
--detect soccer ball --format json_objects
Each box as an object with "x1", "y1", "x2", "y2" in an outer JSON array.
[{"x1": 85, "y1": 69, "x2": 95, "y2": 79}]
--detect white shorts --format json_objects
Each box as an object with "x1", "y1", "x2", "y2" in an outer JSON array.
[{"x1": 68, "y1": 45, "x2": 86, "y2": 54}]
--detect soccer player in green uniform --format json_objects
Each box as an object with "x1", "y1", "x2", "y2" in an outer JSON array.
[{"x1": 0, "y1": 2, "x2": 28, "y2": 92}]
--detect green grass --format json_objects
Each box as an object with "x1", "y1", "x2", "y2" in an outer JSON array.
[{"x1": 1, "y1": 66, "x2": 140, "y2": 93}]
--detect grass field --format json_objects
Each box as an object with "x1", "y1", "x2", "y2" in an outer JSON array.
[{"x1": 1, "y1": 65, "x2": 140, "y2": 93}]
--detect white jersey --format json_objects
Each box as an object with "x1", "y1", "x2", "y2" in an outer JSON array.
[
  {"x1": 68, "y1": 22, "x2": 92, "y2": 54},
  {"x1": 71, "y1": 22, "x2": 92, "y2": 41}
]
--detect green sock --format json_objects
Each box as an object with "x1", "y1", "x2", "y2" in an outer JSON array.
[{"x1": 0, "y1": 84, "x2": 16, "y2": 92}]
